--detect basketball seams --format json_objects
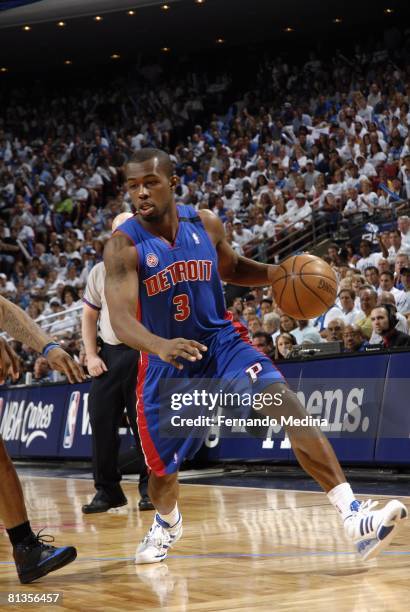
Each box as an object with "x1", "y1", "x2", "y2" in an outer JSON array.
[
  {"x1": 294, "y1": 272, "x2": 337, "y2": 284},
  {"x1": 271, "y1": 263, "x2": 288, "y2": 287},
  {"x1": 271, "y1": 275, "x2": 287, "y2": 285},
  {"x1": 300, "y1": 259, "x2": 337, "y2": 284},
  {"x1": 278, "y1": 276, "x2": 288, "y2": 308},
  {"x1": 273, "y1": 272, "x2": 337, "y2": 286},
  {"x1": 292, "y1": 278, "x2": 305, "y2": 319},
  {"x1": 299, "y1": 276, "x2": 334, "y2": 308},
  {"x1": 299, "y1": 256, "x2": 320, "y2": 275}
]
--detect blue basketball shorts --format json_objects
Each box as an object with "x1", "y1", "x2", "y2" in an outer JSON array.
[{"x1": 136, "y1": 326, "x2": 285, "y2": 475}]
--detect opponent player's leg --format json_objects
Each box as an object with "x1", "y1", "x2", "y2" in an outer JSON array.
[
  {"x1": 260, "y1": 382, "x2": 408, "y2": 560},
  {"x1": 0, "y1": 437, "x2": 28, "y2": 529},
  {"x1": 135, "y1": 472, "x2": 182, "y2": 564},
  {"x1": 0, "y1": 438, "x2": 76, "y2": 583}
]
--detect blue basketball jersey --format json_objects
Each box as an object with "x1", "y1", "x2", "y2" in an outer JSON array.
[{"x1": 117, "y1": 205, "x2": 231, "y2": 341}]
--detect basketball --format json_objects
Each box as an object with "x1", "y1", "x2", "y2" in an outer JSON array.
[{"x1": 271, "y1": 254, "x2": 337, "y2": 319}]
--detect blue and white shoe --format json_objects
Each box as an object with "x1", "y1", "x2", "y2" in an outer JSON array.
[
  {"x1": 344, "y1": 499, "x2": 408, "y2": 561},
  {"x1": 135, "y1": 514, "x2": 183, "y2": 564}
]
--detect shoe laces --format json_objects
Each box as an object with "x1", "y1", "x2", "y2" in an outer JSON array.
[
  {"x1": 143, "y1": 521, "x2": 170, "y2": 549},
  {"x1": 31, "y1": 527, "x2": 56, "y2": 551},
  {"x1": 356, "y1": 500, "x2": 379, "y2": 515}
]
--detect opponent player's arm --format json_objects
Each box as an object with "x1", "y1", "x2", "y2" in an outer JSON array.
[
  {"x1": 0, "y1": 295, "x2": 85, "y2": 383},
  {"x1": 104, "y1": 233, "x2": 207, "y2": 369},
  {"x1": 199, "y1": 210, "x2": 278, "y2": 287}
]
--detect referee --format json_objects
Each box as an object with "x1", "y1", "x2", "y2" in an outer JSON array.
[{"x1": 81, "y1": 213, "x2": 153, "y2": 513}]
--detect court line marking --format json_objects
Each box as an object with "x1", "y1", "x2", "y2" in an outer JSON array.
[
  {"x1": 14, "y1": 474, "x2": 410, "y2": 500},
  {"x1": 183, "y1": 482, "x2": 410, "y2": 499},
  {"x1": 1, "y1": 550, "x2": 410, "y2": 566}
]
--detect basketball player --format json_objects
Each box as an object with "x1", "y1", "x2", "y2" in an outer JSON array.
[
  {"x1": 82, "y1": 212, "x2": 153, "y2": 513},
  {"x1": 0, "y1": 295, "x2": 85, "y2": 583},
  {"x1": 104, "y1": 149, "x2": 407, "y2": 564}
]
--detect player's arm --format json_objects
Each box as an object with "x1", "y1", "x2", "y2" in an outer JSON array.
[
  {"x1": 104, "y1": 234, "x2": 207, "y2": 369},
  {"x1": 0, "y1": 295, "x2": 85, "y2": 383},
  {"x1": 199, "y1": 209, "x2": 278, "y2": 286}
]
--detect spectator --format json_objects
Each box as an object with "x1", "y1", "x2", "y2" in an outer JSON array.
[
  {"x1": 397, "y1": 216, "x2": 410, "y2": 246},
  {"x1": 394, "y1": 253, "x2": 409, "y2": 285},
  {"x1": 232, "y1": 219, "x2": 253, "y2": 247},
  {"x1": 247, "y1": 316, "x2": 262, "y2": 337},
  {"x1": 325, "y1": 318, "x2": 345, "y2": 343},
  {"x1": 262, "y1": 312, "x2": 280, "y2": 337},
  {"x1": 252, "y1": 331, "x2": 274, "y2": 359},
  {"x1": 243, "y1": 292, "x2": 262, "y2": 317},
  {"x1": 252, "y1": 213, "x2": 275, "y2": 241},
  {"x1": 370, "y1": 305, "x2": 410, "y2": 349},
  {"x1": 292, "y1": 320, "x2": 322, "y2": 344},
  {"x1": 378, "y1": 271, "x2": 407, "y2": 312},
  {"x1": 0, "y1": 273, "x2": 17, "y2": 299},
  {"x1": 33, "y1": 356, "x2": 52, "y2": 383},
  {"x1": 274, "y1": 333, "x2": 297, "y2": 360},
  {"x1": 287, "y1": 193, "x2": 312, "y2": 229},
  {"x1": 364, "y1": 266, "x2": 380, "y2": 291},
  {"x1": 242, "y1": 305, "x2": 257, "y2": 323},
  {"x1": 274, "y1": 314, "x2": 298, "y2": 342},
  {"x1": 399, "y1": 267, "x2": 410, "y2": 315},
  {"x1": 380, "y1": 230, "x2": 410, "y2": 264},
  {"x1": 356, "y1": 240, "x2": 383, "y2": 274},
  {"x1": 369, "y1": 292, "x2": 409, "y2": 344},
  {"x1": 260, "y1": 297, "x2": 274, "y2": 317},
  {"x1": 355, "y1": 287, "x2": 378, "y2": 339},
  {"x1": 343, "y1": 325, "x2": 366, "y2": 353},
  {"x1": 338, "y1": 289, "x2": 362, "y2": 325}
]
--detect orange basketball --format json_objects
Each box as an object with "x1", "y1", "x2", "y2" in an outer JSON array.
[{"x1": 271, "y1": 254, "x2": 337, "y2": 319}]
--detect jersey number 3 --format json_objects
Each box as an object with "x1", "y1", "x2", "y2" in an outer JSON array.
[{"x1": 173, "y1": 294, "x2": 191, "y2": 321}]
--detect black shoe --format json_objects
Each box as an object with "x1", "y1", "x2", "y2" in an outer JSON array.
[
  {"x1": 138, "y1": 495, "x2": 155, "y2": 511},
  {"x1": 13, "y1": 530, "x2": 77, "y2": 585},
  {"x1": 82, "y1": 490, "x2": 127, "y2": 514}
]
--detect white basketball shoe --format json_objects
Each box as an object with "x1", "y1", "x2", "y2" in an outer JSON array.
[
  {"x1": 344, "y1": 499, "x2": 408, "y2": 561},
  {"x1": 135, "y1": 514, "x2": 183, "y2": 564}
]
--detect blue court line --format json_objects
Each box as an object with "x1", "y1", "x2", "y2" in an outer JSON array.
[{"x1": 1, "y1": 550, "x2": 410, "y2": 565}]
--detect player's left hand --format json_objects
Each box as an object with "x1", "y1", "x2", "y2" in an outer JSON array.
[
  {"x1": 46, "y1": 347, "x2": 87, "y2": 384},
  {"x1": 0, "y1": 337, "x2": 20, "y2": 384}
]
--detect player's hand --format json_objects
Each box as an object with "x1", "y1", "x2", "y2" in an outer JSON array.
[
  {"x1": 87, "y1": 354, "x2": 108, "y2": 377},
  {"x1": 157, "y1": 338, "x2": 207, "y2": 370},
  {"x1": 46, "y1": 347, "x2": 87, "y2": 384},
  {"x1": 0, "y1": 337, "x2": 20, "y2": 384}
]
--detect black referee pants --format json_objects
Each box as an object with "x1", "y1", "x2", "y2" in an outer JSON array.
[{"x1": 88, "y1": 341, "x2": 148, "y2": 498}]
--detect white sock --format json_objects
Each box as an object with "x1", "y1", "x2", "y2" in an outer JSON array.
[
  {"x1": 327, "y1": 482, "x2": 359, "y2": 521},
  {"x1": 157, "y1": 503, "x2": 180, "y2": 528}
]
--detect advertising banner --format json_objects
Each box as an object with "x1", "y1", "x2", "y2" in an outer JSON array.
[{"x1": 1, "y1": 352, "x2": 410, "y2": 465}]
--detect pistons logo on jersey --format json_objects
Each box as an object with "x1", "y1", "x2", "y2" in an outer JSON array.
[{"x1": 146, "y1": 253, "x2": 159, "y2": 268}]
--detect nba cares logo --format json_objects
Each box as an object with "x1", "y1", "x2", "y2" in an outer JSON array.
[{"x1": 146, "y1": 253, "x2": 159, "y2": 268}]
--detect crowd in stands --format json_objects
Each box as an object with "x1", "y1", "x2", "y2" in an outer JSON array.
[{"x1": 1, "y1": 34, "x2": 410, "y2": 382}]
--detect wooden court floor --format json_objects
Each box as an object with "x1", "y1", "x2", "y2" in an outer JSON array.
[{"x1": 0, "y1": 476, "x2": 409, "y2": 612}]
